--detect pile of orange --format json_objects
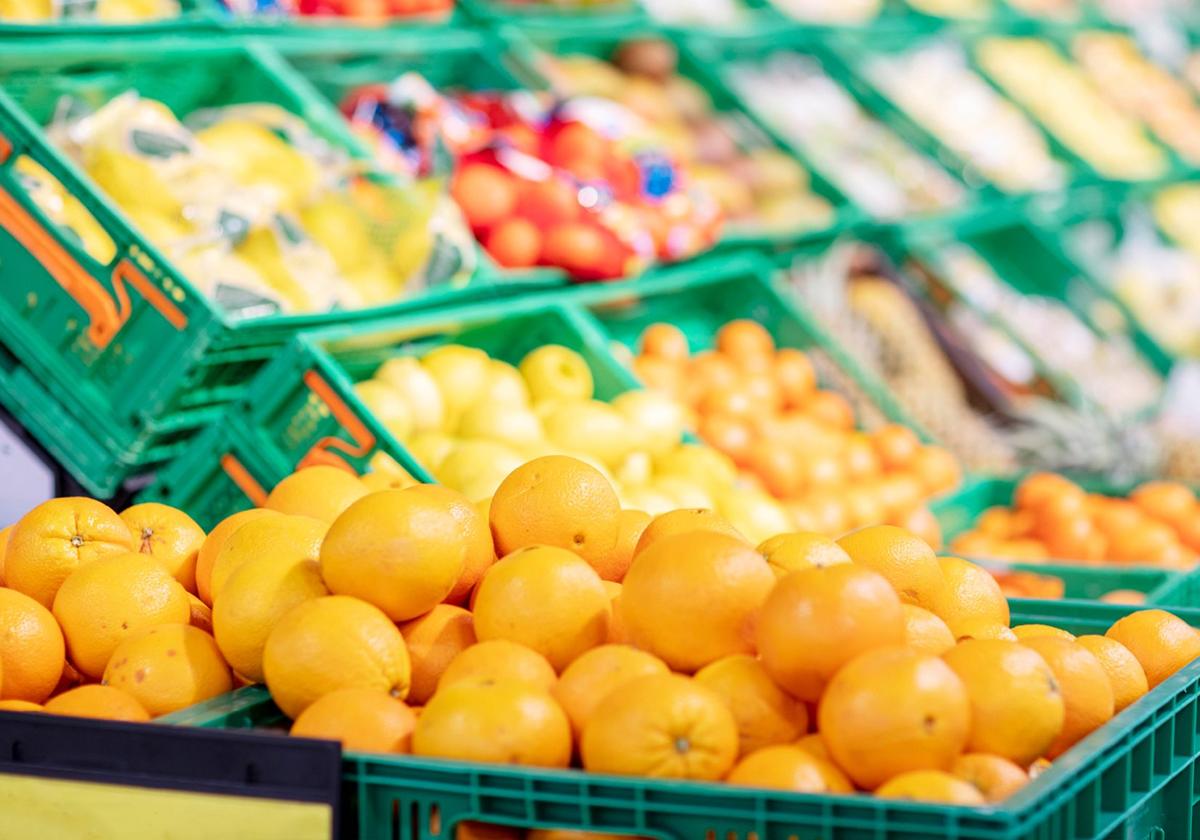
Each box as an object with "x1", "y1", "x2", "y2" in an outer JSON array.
[
  {"x1": 952, "y1": 475, "x2": 1200, "y2": 568},
  {"x1": 4, "y1": 455, "x2": 1196, "y2": 811},
  {"x1": 629, "y1": 319, "x2": 961, "y2": 540},
  {"x1": 990, "y1": 568, "x2": 1147, "y2": 605}
]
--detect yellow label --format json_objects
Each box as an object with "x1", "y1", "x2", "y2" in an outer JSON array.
[{"x1": 0, "y1": 772, "x2": 332, "y2": 840}]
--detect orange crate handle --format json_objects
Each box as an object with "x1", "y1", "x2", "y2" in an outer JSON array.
[
  {"x1": 220, "y1": 454, "x2": 269, "y2": 508},
  {"x1": 296, "y1": 370, "x2": 378, "y2": 475}
]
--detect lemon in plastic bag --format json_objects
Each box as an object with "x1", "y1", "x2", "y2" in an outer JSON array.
[
  {"x1": 193, "y1": 120, "x2": 320, "y2": 211},
  {"x1": 300, "y1": 196, "x2": 378, "y2": 276},
  {"x1": 176, "y1": 243, "x2": 289, "y2": 321},
  {"x1": 94, "y1": 0, "x2": 179, "y2": 20},
  {"x1": 0, "y1": 0, "x2": 52, "y2": 20},
  {"x1": 236, "y1": 216, "x2": 343, "y2": 314},
  {"x1": 14, "y1": 156, "x2": 116, "y2": 265}
]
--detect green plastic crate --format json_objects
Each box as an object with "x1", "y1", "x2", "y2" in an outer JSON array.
[
  {"x1": 457, "y1": 0, "x2": 647, "y2": 28},
  {"x1": 932, "y1": 475, "x2": 1200, "y2": 608},
  {"x1": 502, "y1": 22, "x2": 864, "y2": 255},
  {"x1": 163, "y1": 600, "x2": 1200, "y2": 840},
  {"x1": 142, "y1": 253, "x2": 928, "y2": 526},
  {"x1": 0, "y1": 37, "x2": 549, "y2": 498}
]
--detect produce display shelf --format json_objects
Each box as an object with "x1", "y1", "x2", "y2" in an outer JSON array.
[{"x1": 162, "y1": 601, "x2": 1200, "y2": 840}]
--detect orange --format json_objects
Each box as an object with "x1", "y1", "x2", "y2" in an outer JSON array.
[
  {"x1": 485, "y1": 218, "x2": 541, "y2": 268},
  {"x1": 773, "y1": 349, "x2": 817, "y2": 408},
  {"x1": 871, "y1": 424, "x2": 921, "y2": 471},
  {"x1": 875, "y1": 770, "x2": 985, "y2": 805},
  {"x1": 941, "y1": 639, "x2": 1064, "y2": 765},
  {"x1": 1131, "y1": 481, "x2": 1196, "y2": 527},
  {"x1": 902, "y1": 604, "x2": 955, "y2": 655},
  {"x1": 194, "y1": 509, "x2": 278, "y2": 606},
  {"x1": 689, "y1": 351, "x2": 739, "y2": 397},
  {"x1": 52, "y1": 552, "x2": 190, "y2": 679},
  {"x1": 951, "y1": 753, "x2": 1029, "y2": 802},
  {"x1": 120, "y1": 503, "x2": 206, "y2": 593},
  {"x1": 909, "y1": 446, "x2": 961, "y2": 494},
  {"x1": 746, "y1": 442, "x2": 804, "y2": 499},
  {"x1": 1092, "y1": 498, "x2": 1147, "y2": 537},
  {"x1": 933, "y1": 555, "x2": 1009, "y2": 639},
  {"x1": 291, "y1": 688, "x2": 417, "y2": 753},
  {"x1": 188, "y1": 593, "x2": 213, "y2": 634},
  {"x1": 694, "y1": 654, "x2": 808, "y2": 757},
  {"x1": 580, "y1": 673, "x2": 738, "y2": 780},
  {"x1": 756, "y1": 532, "x2": 850, "y2": 578},
  {"x1": 698, "y1": 385, "x2": 756, "y2": 419},
  {"x1": 1014, "y1": 473, "x2": 1084, "y2": 514},
  {"x1": 264, "y1": 466, "x2": 369, "y2": 523},
  {"x1": 489, "y1": 456, "x2": 621, "y2": 570},
  {"x1": 1105, "y1": 609, "x2": 1200, "y2": 688},
  {"x1": 842, "y1": 434, "x2": 883, "y2": 481},
  {"x1": 321, "y1": 486, "x2": 488, "y2": 622},
  {"x1": 452, "y1": 163, "x2": 518, "y2": 229},
  {"x1": 804, "y1": 390, "x2": 854, "y2": 429},
  {"x1": 818, "y1": 646, "x2": 969, "y2": 790},
  {"x1": 553, "y1": 644, "x2": 668, "y2": 737},
  {"x1": 212, "y1": 548, "x2": 329, "y2": 683},
  {"x1": 1075, "y1": 635, "x2": 1148, "y2": 713},
  {"x1": 727, "y1": 745, "x2": 851, "y2": 794},
  {"x1": 104, "y1": 624, "x2": 233, "y2": 717},
  {"x1": 413, "y1": 680, "x2": 571, "y2": 768},
  {"x1": 1012, "y1": 624, "x2": 1075, "y2": 641},
  {"x1": 473, "y1": 546, "x2": 609, "y2": 671},
  {"x1": 1035, "y1": 512, "x2": 1101, "y2": 561},
  {"x1": 209, "y1": 514, "x2": 325, "y2": 604},
  {"x1": 633, "y1": 355, "x2": 685, "y2": 398},
  {"x1": 262, "y1": 596, "x2": 411, "y2": 719},
  {"x1": 621, "y1": 531, "x2": 774, "y2": 672},
  {"x1": 698, "y1": 413, "x2": 754, "y2": 467},
  {"x1": 633, "y1": 508, "x2": 744, "y2": 557},
  {"x1": 758, "y1": 564, "x2": 904, "y2": 702},
  {"x1": 794, "y1": 733, "x2": 829, "y2": 760},
  {"x1": 0, "y1": 700, "x2": 41, "y2": 712},
  {"x1": 892, "y1": 506, "x2": 943, "y2": 551},
  {"x1": 1107, "y1": 520, "x2": 1179, "y2": 564},
  {"x1": 1099, "y1": 589, "x2": 1149, "y2": 606},
  {"x1": 398, "y1": 605, "x2": 477, "y2": 705},
  {"x1": 0, "y1": 587, "x2": 64, "y2": 703},
  {"x1": 715, "y1": 319, "x2": 774, "y2": 365},
  {"x1": 6, "y1": 497, "x2": 134, "y2": 607},
  {"x1": 836, "y1": 525, "x2": 945, "y2": 610},
  {"x1": 597, "y1": 509, "x2": 650, "y2": 583},
  {"x1": 438, "y1": 640, "x2": 557, "y2": 693},
  {"x1": 457, "y1": 823, "x2": 522, "y2": 840},
  {"x1": 0, "y1": 524, "x2": 11, "y2": 585},
  {"x1": 1020, "y1": 636, "x2": 1114, "y2": 758},
  {"x1": 527, "y1": 832, "x2": 648, "y2": 840},
  {"x1": 44, "y1": 685, "x2": 150, "y2": 722},
  {"x1": 639, "y1": 323, "x2": 690, "y2": 362}
]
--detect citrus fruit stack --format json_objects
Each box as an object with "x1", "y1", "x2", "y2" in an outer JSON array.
[
  {"x1": 952, "y1": 474, "x2": 1200, "y2": 568},
  {"x1": 353, "y1": 339, "x2": 801, "y2": 542},
  {"x1": 628, "y1": 319, "x2": 960, "y2": 539},
  {"x1": 0, "y1": 497, "x2": 231, "y2": 721}
]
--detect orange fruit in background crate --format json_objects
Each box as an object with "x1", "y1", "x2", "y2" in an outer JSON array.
[
  {"x1": 52, "y1": 552, "x2": 190, "y2": 679},
  {"x1": 212, "y1": 549, "x2": 329, "y2": 683},
  {"x1": 553, "y1": 644, "x2": 668, "y2": 738},
  {"x1": 398, "y1": 605, "x2": 477, "y2": 705},
  {"x1": 727, "y1": 745, "x2": 851, "y2": 794},
  {"x1": 414, "y1": 681, "x2": 571, "y2": 769},
  {"x1": 209, "y1": 514, "x2": 325, "y2": 604},
  {"x1": 438, "y1": 639, "x2": 557, "y2": 694},
  {"x1": 119, "y1": 503, "x2": 205, "y2": 593},
  {"x1": 264, "y1": 465, "x2": 369, "y2": 524},
  {"x1": 941, "y1": 639, "x2": 1065, "y2": 766},
  {"x1": 104, "y1": 624, "x2": 233, "y2": 717},
  {"x1": 758, "y1": 563, "x2": 903, "y2": 702},
  {"x1": 1074, "y1": 635, "x2": 1149, "y2": 712},
  {"x1": 580, "y1": 673, "x2": 738, "y2": 781},
  {"x1": 194, "y1": 509, "x2": 279, "y2": 606},
  {"x1": 1105, "y1": 609, "x2": 1200, "y2": 688},
  {"x1": 489, "y1": 456, "x2": 621, "y2": 571},
  {"x1": 1131, "y1": 481, "x2": 1196, "y2": 528},
  {"x1": 818, "y1": 646, "x2": 970, "y2": 790},
  {"x1": 875, "y1": 770, "x2": 985, "y2": 805},
  {"x1": 263, "y1": 595, "x2": 411, "y2": 719},
  {"x1": 320, "y1": 486, "x2": 487, "y2": 621},
  {"x1": 694, "y1": 654, "x2": 809, "y2": 757},
  {"x1": 291, "y1": 688, "x2": 417, "y2": 753},
  {"x1": 472, "y1": 545, "x2": 610, "y2": 672},
  {"x1": 1020, "y1": 636, "x2": 1114, "y2": 759},
  {"x1": 44, "y1": 685, "x2": 150, "y2": 722},
  {"x1": 621, "y1": 530, "x2": 774, "y2": 672},
  {"x1": 0, "y1": 587, "x2": 64, "y2": 704},
  {"x1": 6, "y1": 497, "x2": 134, "y2": 608}
]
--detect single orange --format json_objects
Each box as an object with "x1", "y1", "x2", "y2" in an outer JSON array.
[
  {"x1": 758, "y1": 564, "x2": 904, "y2": 702},
  {"x1": 0, "y1": 700, "x2": 42, "y2": 712},
  {"x1": 639, "y1": 323, "x2": 690, "y2": 362},
  {"x1": 209, "y1": 514, "x2": 325, "y2": 604},
  {"x1": 893, "y1": 506, "x2": 943, "y2": 551},
  {"x1": 1131, "y1": 482, "x2": 1196, "y2": 528},
  {"x1": 697, "y1": 413, "x2": 755, "y2": 467},
  {"x1": 596, "y1": 509, "x2": 651, "y2": 583},
  {"x1": 773, "y1": 349, "x2": 817, "y2": 408},
  {"x1": 1013, "y1": 473, "x2": 1084, "y2": 513},
  {"x1": 934, "y1": 555, "x2": 1009, "y2": 639},
  {"x1": 1012, "y1": 624, "x2": 1075, "y2": 641},
  {"x1": 727, "y1": 745, "x2": 852, "y2": 794},
  {"x1": 804, "y1": 390, "x2": 855, "y2": 429},
  {"x1": 6, "y1": 497, "x2": 134, "y2": 608},
  {"x1": 398, "y1": 605, "x2": 477, "y2": 705},
  {"x1": 1105, "y1": 609, "x2": 1200, "y2": 688},
  {"x1": 941, "y1": 639, "x2": 1065, "y2": 765},
  {"x1": 438, "y1": 639, "x2": 557, "y2": 693},
  {"x1": 634, "y1": 508, "x2": 744, "y2": 558},
  {"x1": 104, "y1": 624, "x2": 233, "y2": 717},
  {"x1": 119, "y1": 503, "x2": 206, "y2": 593},
  {"x1": 194, "y1": 509, "x2": 278, "y2": 606},
  {"x1": 291, "y1": 688, "x2": 417, "y2": 753},
  {"x1": 1021, "y1": 636, "x2": 1114, "y2": 758},
  {"x1": 746, "y1": 442, "x2": 805, "y2": 499},
  {"x1": 264, "y1": 466, "x2": 369, "y2": 524},
  {"x1": 44, "y1": 685, "x2": 149, "y2": 722},
  {"x1": 1074, "y1": 635, "x2": 1149, "y2": 712},
  {"x1": 553, "y1": 644, "x2": 668, "y2": 737},
  {"x1": 818, "y1": 646, "x2": 970, "y2": 790},
  {"x1": 842, "y1": 434, "x2": 883, "y2": 481},
  {"x1": 951, "y1": 753, "x2": 1029, "y2": 802},
  {"x1": 837, "y1": 524, "x2": 945, "y2": 610},
  {"x1": 489, "y1": 456, "x2": 621, "y2": 570},
  {"x1": 715, "y1": 320, "x2": 774, "y2": 365},
  {"x1": 694, "y1": 654, "x2": 808, "y2": 757},
  {"x1": 902, "y1": 604, "x2": 955, "y2": 656},
  {"x1": 909, "y1": 446, "x2": 961, "y2": 495},
  {"x1": 875, "y1": 770, "x2": 985, "y2": 804},
  {"x1": 756, "y1": 532, "x2": 851, "y2": 578},
  {"x1": 414, "y1": 681, "x2": 571, "y2": 768},
  {"x1": 580, "y1": 673, "x2": 738, "y2": 780},
  {"x1": 621, "y1": 531, "x2": 774, "y2": 672},
  {"x1": 871, "y1": 424, "x2": 921, "y2": 471},
  {"x1": 0, "y1": 587, "x2": 64, "y2": 703}
]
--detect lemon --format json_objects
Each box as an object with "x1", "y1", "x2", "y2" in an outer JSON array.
[{"x1": 519, "y1": 345, "x2": 594, "y2": 404}]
